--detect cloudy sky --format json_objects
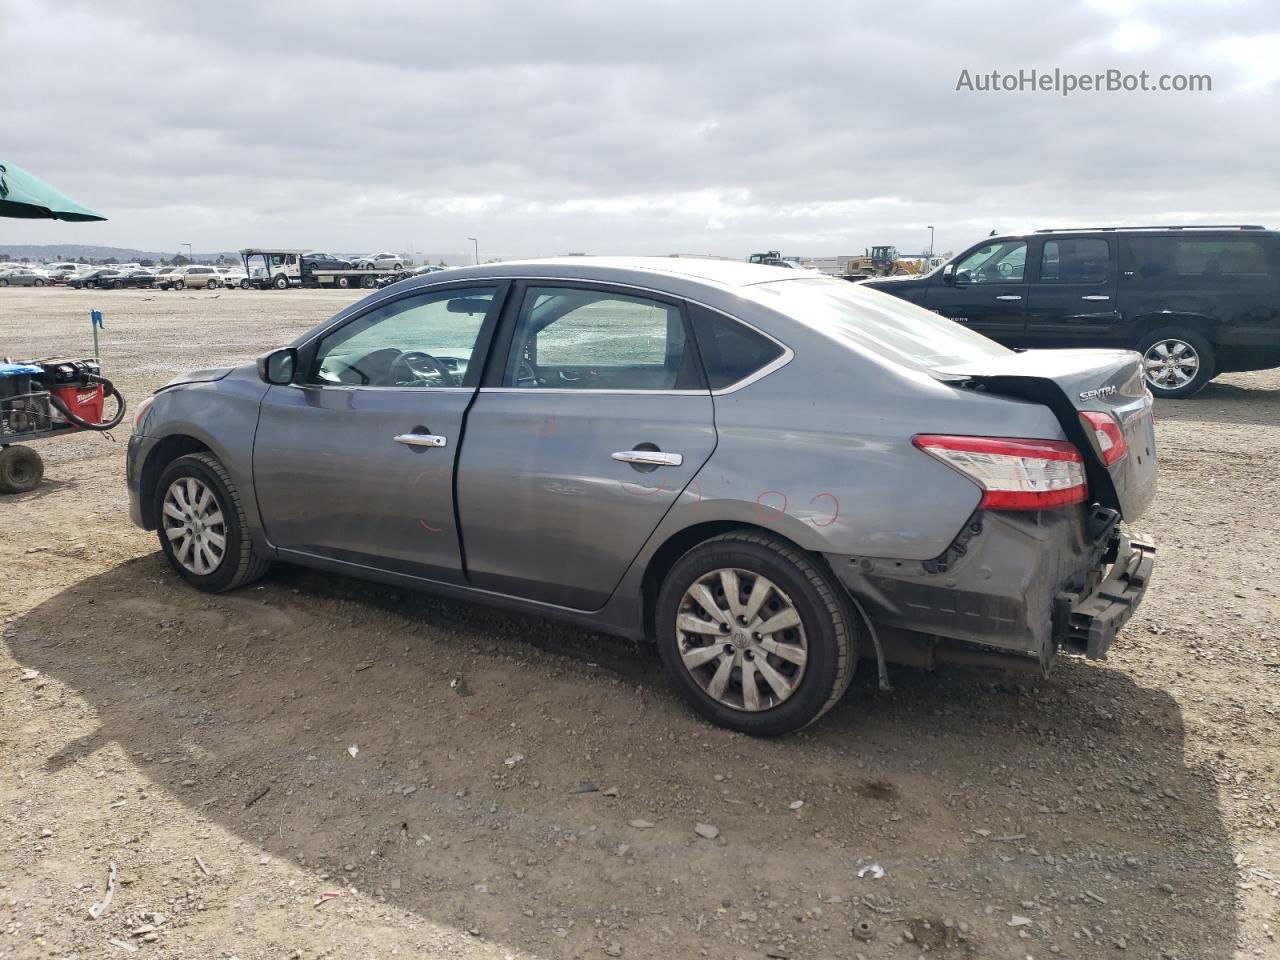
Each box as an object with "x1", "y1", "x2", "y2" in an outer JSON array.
[{"x1": 2, "y1": 0, "x2": 1278, "y2": 260}]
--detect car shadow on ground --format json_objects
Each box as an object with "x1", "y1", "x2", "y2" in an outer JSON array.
[{"x1": 10, "y1": 555, "x2": 1238, "y2": 959}]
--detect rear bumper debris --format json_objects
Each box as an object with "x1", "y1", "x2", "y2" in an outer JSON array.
[{"x1": 1055, "y1": 531, "x2": 1156, "y2": 660}]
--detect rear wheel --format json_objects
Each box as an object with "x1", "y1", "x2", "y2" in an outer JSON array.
[
  {"x1": 336, "y1": 275, "x2": 351, "y2": 289},
  {"x1": 0, "y1": 279, "x2": 8, "y2": 286},
  {"x1": 33, "y1": 278, "x2": 45, "y2": 287},
  {"x1": 0, "y1": 445, "x2": 44, "y2": 494},
  {"x1": 361, "y1": 274, "x2": 377, "y2": 288},
  {"x1": 154, "y1": 452, "x2": 271, "y2": 592},
  {"x1": 1137, "y1": 327, "x2": 1214, "y2": 398},
  {"x1": 655, "y1": 531, "x2": 856, "y2": 736},
  {"x1": 207, "y1": 278, "x2": 220, "y2": 290}
]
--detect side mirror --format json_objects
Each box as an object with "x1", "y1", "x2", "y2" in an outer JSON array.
[
  {"x1": 941, "y1": 264, "x2": 956, "y2": 286},
  {"x1": 257, "y1": 347, "x2": 297, "y2": 385}
]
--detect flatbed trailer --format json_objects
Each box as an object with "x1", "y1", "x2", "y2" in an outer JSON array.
[{"x1": 238, "y1": 248, "x2": 400, "y2": 290}]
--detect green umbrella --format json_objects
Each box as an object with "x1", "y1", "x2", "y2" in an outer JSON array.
[{"x1": 0, "y1": 159, "x2": 106, "y2": 221}]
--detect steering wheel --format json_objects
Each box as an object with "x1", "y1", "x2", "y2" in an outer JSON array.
[
  {"x1": 996, "y1": 260, "x2": 1016, "y2": 279},
  {"x1": 390, "y1": 350, "x2": 458, "y2": 387}
]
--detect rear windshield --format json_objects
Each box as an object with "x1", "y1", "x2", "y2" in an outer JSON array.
[{"x1": 744, "y1": 277, "x2": 1010, "y2": 369}]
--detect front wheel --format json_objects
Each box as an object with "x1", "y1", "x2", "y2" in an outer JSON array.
[
  {"x1": 154, "y1": 453, "x2": 271, "y2": 592},
  {"x1": 655, "y1": 532, "x2": 857, "y2": 736},
  {"x1": 1137, "y1": 327, "x2": 1215, "y2": 398},
  {"x1": 173, "y1": 279, "x2": 185, "y2": 290},
  {"x1": 33, "y1": 278, "x2": 45, "y2": 287},
  {"x1": 0, "y1": 445, "x2": 44, "y2": 494},
  {"x1": 273, "y1": 275, "x2": 289, "y2": 290}
]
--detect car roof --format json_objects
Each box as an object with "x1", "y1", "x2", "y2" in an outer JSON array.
[{"x1": 399, "y1": 256, "x2": 813, "y2": 292}]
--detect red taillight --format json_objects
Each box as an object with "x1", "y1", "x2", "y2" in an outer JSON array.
[
  {"x1": 1079, "y1": 411, "x2": 1128, "y2": 466},
  {"x1": 912, "y1": 434, "x2": 1088, "y2": 511}
]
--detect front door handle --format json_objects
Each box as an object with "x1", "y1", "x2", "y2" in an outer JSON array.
[
  {"x1": 1081, "y1": 294, "x2": 1111, "y2": 301},
  {"x1": 995, "y1": 294, "x2": 1023, "y2": 301},
  {"x1": 394, "y1": 433, "x2": 447, "y2": 448},
  {"x1": 611, "y1": 450, "x2": 683, "y2": 467}
]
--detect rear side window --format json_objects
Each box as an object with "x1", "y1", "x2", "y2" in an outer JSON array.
[
  {"x1": 1040, "y1": 238, "x2": 1110, "y2": 282},
  {"x1": 689, "y1": 305, "x2": 784, "y2": 389},
  {"x1": 503, "y1": 286, "x2": 703, "y2": 391},
  {"x1": 1128, "y1": 237, "x2": 1272, "y2": 279}
]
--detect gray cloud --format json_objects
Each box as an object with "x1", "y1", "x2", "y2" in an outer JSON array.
[{"x1": 2, "y1": 0, "x2": 1277, "y2": 259}]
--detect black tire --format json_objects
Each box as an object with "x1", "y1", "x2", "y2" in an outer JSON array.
[
  {"x1": 108, "y1": 280, "x2": 120, "y2": 289},
  {"x1": 273, "y1": 275, "x2": 289, "y2": 290},
  {"x1": 1136, "y1": 327, "x2": 1215, "y2": 399},
  {"x1": 174, "y1": 279, "x2": 185, "y2": 291},
  {"x1": 0, "y1": 445, "x2": 44, "y2": 494},
  {"x1": 154, "y1": 452, "x2": 271, "y2": 592},
  {"x1": 361, "y1": 275, "x2": 377, "y2": 288},
  {"x1": 207, "y1": 278, "x2": 220, "y2": 290},
  {"x1": 86, "y1": 280, "x2": 98, "y2": 289},
  {"x1": 336, "y1": 275, "x2": 351, "y2": 289},
  {"x1": 33, "y1": 278, "x2": 45, "y2": 287},
  {"x1": 240, "y1": 279, "x2": 251, "y2": 290},
  {"x1": 655, "y1": 531, "x2": 857, "y2": 736},
  {"x1": 0, "y1": 278, "x2": 8, "y2": 286}
]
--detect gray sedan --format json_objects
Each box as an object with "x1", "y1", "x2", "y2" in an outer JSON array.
[
  {"x1": 127, "y1": 258, "x2": 1157, "y2": 735},
  {"x1": 0, "y1": 269, "x2": 49, "y2": 286}
]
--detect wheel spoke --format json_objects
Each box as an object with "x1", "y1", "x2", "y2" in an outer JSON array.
[
  {"x1": 706, "y1": 653, "x2": 735, "y2": 701},
  {"x1": 757, "y1": 636, "x2": 807, "y2": 667},
  {"x1": 755, "y1": 607, "x2": 800, "y2": 636},
  {"x1": 176, "y1": 535, "x2": 193, "y2": 565},
  {"x1": 205, "y1": 530, "x2": 226, "y2": 551},
  {"x1": 687, "y1": 583, "x2": 728, "y2": 624},
  {"x1": 170, "y1": 485, "x2": 189, "y2": 512},
  {"x1": 719, "y1": 569, "x2": 744, "y2": 619},
  {"x1": 196, "y1": 486, "x2": 213, "y2": 514},
  {"x1": 753, "y1": 655, "x2": 794, "y2": 702},
  {"x1": 741, "y1": 658, "x2": 761, "y2": 711},
  {"x1": 681, "y1": 643, "x2": 724, "y2": 669},
  {"x1": 162, "y1": 502, "x2": 185, "y2": 521},
  {"x1": 163, "y1": 522, "x2": 187, "y2": 542},
  {"x1": 205, "y1": 509, "x2": 224, "y2": 530},
  {"x1": 742, "y1": 575, "x2": 771, "y2": 624},
  {"x1": 677, "y1": 613, "x2": 723, "y2": 636}
]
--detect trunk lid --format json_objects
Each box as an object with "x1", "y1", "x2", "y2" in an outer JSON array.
[{"x1": 933, "y1": 349, "x2": 1157, "y2": 520}]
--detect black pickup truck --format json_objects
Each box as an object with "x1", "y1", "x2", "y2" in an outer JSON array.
[{"x1": 862, "y1": 225, "x2": 1280, "y2": 398}]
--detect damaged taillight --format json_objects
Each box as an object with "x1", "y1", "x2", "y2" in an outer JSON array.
[
  {"x1": 912, "y1": 434, "x2": 1088, "y2": 511},
  {"x1": 1079, "y1": 411, "x2": 1128, "y2": 466}
]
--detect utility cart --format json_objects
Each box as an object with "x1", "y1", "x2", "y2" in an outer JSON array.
[{"x1": 0, "y1": 358, "x2": 125, "y2": 493}]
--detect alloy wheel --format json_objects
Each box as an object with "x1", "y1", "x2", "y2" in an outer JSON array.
[
  {"x1": 162, "y1": 476, "x2": 227, "y2": 575},
  {"x1": 675, "y1": 568, "x2": 808, "y2": 712},
  {"x1": 1143, "y1": 338, "x2": 1199, "y2": 389}
]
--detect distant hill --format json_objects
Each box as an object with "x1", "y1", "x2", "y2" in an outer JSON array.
[
  {"x1": 0, "y1": 244, "x2": 237, "y2": 263},
  {"x1": 0, "y1": 244, "x2": 472, "y2": 266}
]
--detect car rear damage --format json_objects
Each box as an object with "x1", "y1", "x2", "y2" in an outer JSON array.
[{"x1": 828, "y1": 347, "x2": 1157, "y2": 676}]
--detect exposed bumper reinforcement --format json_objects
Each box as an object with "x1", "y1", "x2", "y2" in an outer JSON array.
[{"x1": 1057, "y1": 532, "x2": 1156, "y2": 660}]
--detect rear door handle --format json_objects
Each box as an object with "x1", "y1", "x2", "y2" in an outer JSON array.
[
  {"x1": 1081, "y1": 294, "x2": 1111, "y2": 301},
  {"x1": 611, "y1": 450, "x2": 683, "y2": 467},
  {"x1": 995, "y1": 295, "x2": 1022, "y2": 301},
  {"x1": 394, "y1": 433, "x2": 447, "y2": 448}
]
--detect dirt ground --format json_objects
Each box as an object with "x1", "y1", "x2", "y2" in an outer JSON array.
[{"x1": 1, "y1": 286, "x2": 1278, "y2": 960}]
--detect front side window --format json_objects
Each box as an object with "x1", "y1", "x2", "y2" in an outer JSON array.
[
  {"x1": 1040, "y1": 238, "x2": 1110, "y2": 283},
  {"x1": 954, "y1": 240, "x2": 1027, "y2": 284},
  {"x1": 503, "y1": 286, "x2": 701, "y2": 391},
  {"x1": 310, "y1": 285, "x2": 495, "y2": 388}
]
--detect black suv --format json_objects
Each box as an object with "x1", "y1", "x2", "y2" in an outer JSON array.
[{"x1": 862, "y1": 225, "x2": 1280, "y2": 398}]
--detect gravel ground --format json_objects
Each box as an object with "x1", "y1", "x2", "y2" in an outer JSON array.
[{"x1": 1, "y1": 287, "x2": 1278, "y2": 960}]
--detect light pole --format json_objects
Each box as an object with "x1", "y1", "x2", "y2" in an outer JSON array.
[
  {"x1": 182, "y1": 242, "x2": 193, "y2": 263},
  {"x1": 927, "y1": 226, "x2": 934, "y2": 260},
  {"x1": 467, "y1": 237, "x2": 479, "y2": 265}
]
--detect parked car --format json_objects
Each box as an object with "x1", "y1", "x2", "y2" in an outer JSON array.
[
  {"x1": 355, "y1": 252, "x2": 404, "y2": 271},
  {"x1": 44, "y1": 263, "x2": 86, "y2": 282},
  {"x1": 0, "y1": 268, "x2": 49, "y2": 287},
  {"x1": 218, "y1": 266, "x2": 249, "y2": 288},
  {"x1": 302, "y1": 253, "x2": 354, "y2": 271},
  {"x1": 155, "y1": 265, "x2": 223, "y2": 290},
  {"x1": 67, "y1": 268, "x2": 124, "y2": 289},
  {"x1": 861, "y1": 225, "x2": 1280, "y2": 398},
  {"x1": 128, "y1": 258, "x2": 1157, "y2": 736}
]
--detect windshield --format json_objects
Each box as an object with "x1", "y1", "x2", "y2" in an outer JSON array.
[{"x1": 744, "y1": 277, "x2": 1010, "y2": 370}]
